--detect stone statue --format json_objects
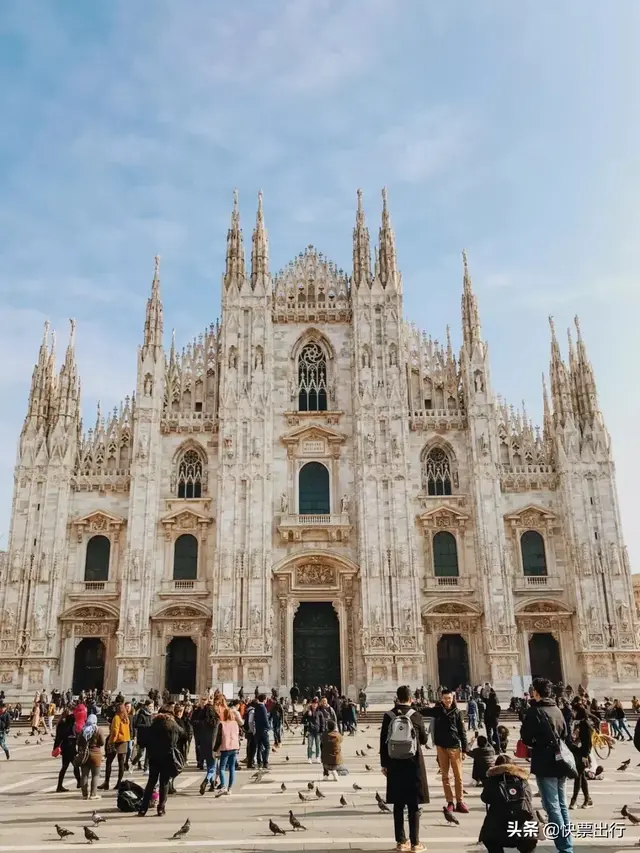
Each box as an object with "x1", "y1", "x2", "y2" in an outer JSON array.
[
  {"x1": 340, "y1": 495, "x2": 349, "y2": 513},
  {"x1": 33, "y1": 605, "x2": 45, "y2": 635},
  {"x1": 127, "y1": 606, "x2": 138, "y2": 635},
  {"x1": 280, "y1": 493, "x2": 289, "y2": 513},
  {"x1": 250, "y1": 605, "x2": 261, "y2": 634},
  {"x1": 2, "y1": 607, "x2": 16, "y2": 633},
  {"x1": 221, "y1": 608, "x2": 232, "y2": 635},
  {"x1": 588, "y1": 603, "x2": 599, "y2": 625},
  {"x1": 391, "y1": 436, "x2": 400, "y2": 458},
  {"x1": 131, "y1": 552, "x2": 141, "y2": 582},
  {"x1": 609, "y1": 542, "x2": 622, "y2": 575},
  {"x1": 39, "y1": 552, "x2": 49, "y2": 584},
  {"x1": 143, "y1": 374, "x2": 153, "y2": 396},
  {"x1": 474, "y1": 371, "x2": 484, "y2": 392},
  {"x1": 265, "y1": 628, "x2": 273, "y2": 653},
  {"x1": 617, "y1": 600, "x2": 630, "y2": 627},
  {"x1": 403, "y1": 604, "x2": 412, "y2": 625},
  {"x1": 372, "y1": 606, "x2": 382, "y2": 632},
  {"x1": 10, "y1": 550, "x2": 21, "y2": 584}
]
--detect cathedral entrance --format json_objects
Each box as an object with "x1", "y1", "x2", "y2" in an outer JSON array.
[
  {"x1": 529, "y1": 632, "x2": 562, "y2": 683},
  {"x1": 165, "y1": 637, "x2": 197, "y2": 695},
  {"x1": 72, "y1": 638, "x2": 105, "y2": 695},
  {"x1": 437, "y1": 634, "x2": 470, "y2": 691},
  {"x1": 293, "y1": 602, "x2": 341, "y2": 695}
]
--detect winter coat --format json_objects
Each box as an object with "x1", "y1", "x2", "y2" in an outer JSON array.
[
  {"x1": 145, "y1": 713, "x2": 182, "y2": 765},
  {"x1": 254, "y1": 702, "x2": 270, "y2": 733},
  {"x1": 0, "y1": 710, "x2": 10, "y2": 733},
  {"x1": 320, "y1": 730, "x2": 343, "y2": 768},
  {"x1": 484, "y1": 695, "x2": 501, "y2": 726},
  {"x1": 303, "y1": 706, "x2": 325, "y2": 735},
  {"x1": 73, "y1": 704, "x2": 87, "y2": 734},
  {"x1": 569, "y1": 718, "x2": 594, "y2": 762},
  {"x1": 468, "y1": 743, "x2": 495, "y2": 781},
  {"x1": 197, "y1": 705, "x2": 219, "y2": 761},
  {"x1": 134, "y1": 707, "x2": 154, "y2": 746},
  {"x1": 479, "y1": 763, "x2": 537, "y2": 852},
  {"x1": 54, "y1": 715, "x2": 77, "y2": 756},
  {"x1": 77, "y1": 729, "x2": 105, "y2": 768},
  {"x1": 380, "y1": 705, "x2": 430, "y2": 805},
  {"x1": 110, "y1": 714, "x2": 131, "y2": 744},
  {"x1": 520, "y1": 697, "x2": 569, "y2": 778},
  {"x1": 421, "y1": 702, "x2": 468, "y2": 751},
  {"x1": 218, "y1": 720, "x2": 241, "y2": 752}
]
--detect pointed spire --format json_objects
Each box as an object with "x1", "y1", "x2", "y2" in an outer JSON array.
[
  {"x1": 142, "y1": 255, "x2": 163, "y2": 357},
  {"x1": 56, "y1": 319, "x2": 80, "y2": 422},
  {"x1": 566, "y1": 326, "x2": 581, "y2": 421},
  {"x1": 352, "y1": 189, "x2": 371, "y2": 287},
  {"x1": 461, "y1": 250, "x2": 482, "y2": 352},
  {"x1": 251, "y1": 190, "x2": 269, "y2": 289},
  {"x1": 548, "y1": 316, "x2": 574, "y2": 427},
  {"x1": 224, "y1": 189, "x2": 246, "y2": 290},
  {"x1": 377, "y1": 187, "x2": 397, "y2": 287},
  {"x1": 574, "y1": 315, "x2": 600, "y2": 423}
]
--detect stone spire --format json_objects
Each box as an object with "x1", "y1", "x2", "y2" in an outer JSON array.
[
  {"x1": 461, "y1": 250, "x2": 482, "y2": 352},
  {"x1": 352, "y1": 188, "x2": 371, "y2": 287},
  {"x1": 542, "y1": 372, "x2": 553, "y2": 441},
  {"x1": 548, "y1": 316, "x2": 573, "y2": 427},
  {"x1": 224, "y1": 189, "x2": 245, "y2": 290},
  {"x1": 567, "y1": 326, "x2": 581, "y2": 421},
  {"x1": 56, "y1": 319, "x2": 80, "y2": 422},
  {"x1": 377, "y1": 187, "x2": 398, "y2": 287},
  {"x1": 142, "y1": 255, "x2": 163, "y2": 358},
  {"x1": 23, "y1": 321, "x2": 55, "y2": 434},
  {"x1": 251, "y1": 190, "x2": 269, "y2": 290},
  {"x1": 574, "y1": 315, "x2": 601, "y2": 424}
]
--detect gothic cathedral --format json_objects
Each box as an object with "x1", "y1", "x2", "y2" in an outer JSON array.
[{"x1": 0, "y1": 189, "x2": 638, "y2": 701}]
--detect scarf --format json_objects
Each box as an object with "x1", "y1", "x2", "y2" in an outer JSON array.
[{"x1": 82, "y1": 714, "x2": 98, "y2": 740}]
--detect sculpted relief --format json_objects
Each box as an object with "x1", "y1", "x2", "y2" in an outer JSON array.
[{"x1": 295, "y1": 564, "x2": 336, "y2": 586}]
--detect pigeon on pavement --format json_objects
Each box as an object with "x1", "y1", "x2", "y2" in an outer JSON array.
[
  {"x1": 377, "y1": 800, "x2": 391, "y2": 813},
  {"x1": 269, "y1": 819, "x2": 286, "y2": 835},
  {"x1": 171, "y1": 818, "x2": 191, "y2": 839},
  {"x1": 83, "y1": 826, "x2": 100, "y2": 844},
  {"x1": 443, "y1": 808, "x2": 459, "y2": 825},
  {"x1": 55, "y1": 825, "x2": 74, "y2": 839},
  {"x1": 289, "y1": 811, "x2": 306, "y2": 831}
]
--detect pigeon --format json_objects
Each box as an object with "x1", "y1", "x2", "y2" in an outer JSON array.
[
  {"x1": 289, "y1": 811, "x2": 306, "y2": 831},
  {"x1": 280, "y1": 783, "x2": 286, "y2": 793},
  {"x1": 91, "y1": 811, "x2": 106, "y2": 825},
  {"x1": 315, "y1": 786, "x2": 325, "y2": 799},
  {"x1": 622, "y1": 805, "x2": 640, "y2": 825},
  {"x1": 365, "y1": 764, "x2": 372, "y2": 771},
  {"x1": 377, "y1": 800, "x2": 391, "y2": 813},
  {"x1": 83, "y1": 826, "x2": 99, "y2": 844},
  {"x1": 353, "y1": 782, "x2": 362, "y2": 791},
  {"x1": 307, "y1": 781, "x2": 314, "y2": 790},
  {"x1": 366, "y1": 744, "x2": 373, "y2": 750},
  {"x1": 269, "y1": 819, "x2": 286, "y2": 836},
  {"x1": 24, "y1": 739, "x2": 30, "y2": 745},
  {"x1": 55, "y1": 825, "x2": 74, "y2": 840},
  {"x1": 618, "y1": 760, "x2": 631, "y2": 772},
  {"x1": 340, "y1": 794, "x2": 347, "y2": 807},
  {"x1": 298, "y1": 791, "x2": 311, "y2": 802},
  {"x1": 443, "y1": 807, "x2": 459, "y2": 825},
  {"x1": 536, "y1": 810, "x2": 547, "y2": 825},
  {"x1": 285, "y1": 755, "x2": 290, "y2": 762},
  {"x1": 375, "y1": 791, "x2": 383, "y2": 804},
  {"x1": 171, "y1": 818, "x2": 191, "y2": 839}
]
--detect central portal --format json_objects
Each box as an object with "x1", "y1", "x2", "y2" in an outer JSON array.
[{"x1": 293, "y1": 602, "x2": 341, "y2": 695}]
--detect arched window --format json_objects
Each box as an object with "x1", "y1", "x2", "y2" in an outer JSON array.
[
  {"x1": 177, "y1": 449, "x2": 203, "y2": 499},
  {"x1": 84, "y1": 535, "x2": 110, "y2": 582},
  {"x1": 433, "y1": 531, "x2": 459, "y2": 577},
  {"x1": 422, "y1": 447, "x2": 452, "y2": 495},
  {"x1": 298, "y1": 462, "x2": 330, "y2": 515},
  {"x1": 173, "y1": 534, "x2": 198, "y2": 580},
  {"x1": 298, "y1": 342, "x2": 328, "y2": 412},
  {"x1": 521, "y1": 530, "x2": 547, "y2": 576}
]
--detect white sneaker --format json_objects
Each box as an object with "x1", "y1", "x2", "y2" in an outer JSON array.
[
  {"x1": 315, "y1": 757, "x2": 321, "y2": 764},
  {"x1": 308, "y1": 758, "x2": 313, "y2": 764}
]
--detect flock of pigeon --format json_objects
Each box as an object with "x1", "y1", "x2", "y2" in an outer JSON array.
[{"x1": 54, "y1": 815, "x2": 192, "y2": 843}]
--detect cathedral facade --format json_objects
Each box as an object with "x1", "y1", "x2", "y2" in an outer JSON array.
[{"x1": 0, "y1": 189, "x2": 638, "y2": 701}]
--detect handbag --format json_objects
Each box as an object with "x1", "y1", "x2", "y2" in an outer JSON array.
[
  {"x1": 537, "y1": 710, "x2": 577, "y2": 779},
  {"x1": 51, "y1": 747, "x2": 61, "y2": 759},
  {"x1": 515, "y1": 739, "x2": 529, "y2": 759},
  {"x1": 168, "y1": 745, "x2": 185, "y2": 777}
]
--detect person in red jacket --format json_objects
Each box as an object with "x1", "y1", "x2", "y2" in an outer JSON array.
[{"x1": 73, "y1": 700, "x2": 87, "y2": 734}]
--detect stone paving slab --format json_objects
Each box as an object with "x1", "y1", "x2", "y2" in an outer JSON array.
[{"x1": 1, "y1": 720, "x2": 639, "y2": 851}]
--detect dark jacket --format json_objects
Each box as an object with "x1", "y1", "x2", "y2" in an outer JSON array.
[
  {"x1": 146, "y1": 713, "x2": 182, "y2": 765},
  {"x1": 77, "y1": 728, "x2": 105, "y2": 768},
  {"x1": 303, "y1": 706, "x2": 325, "y2": 735},
  {"x1": 134, "y1": 707, "x2": 154, "y2": 746},
  {"x1": 479, "y1": 763, "x2": 537, "y2": 852},
  {"x1": 197, "y1": 705, "x2": 219, "y2": 761},
  {"x1": 570, "y1": 717, "x2": 594, "y2": 762},
  {"x1": 320, "y1": 730, "x2": 343, "y2": 768},
  {"x1": 54, "y1": 715, "x2": 77, "y2": 755},
  {"x1": 421, "y1": 702, "x2": 468, "y2": 751},
  {"x1": 484, "y1": 695, "x2": 501, "y2": 726},
  {"x1": 468, "y1": 743, "x2": 495, "y2": 781},
  {"x1": 380, "y1": 705, "x2": 430, "y2": 805},
  {"x1": 520, "y1": 697, "x2": 568, "y2": 778},
  {"x1": 254, "y1": 702, "x2": 270, "y2": 733},
  {"x1": 0, "y1": 710, "x2": 10, "y2": 733}
]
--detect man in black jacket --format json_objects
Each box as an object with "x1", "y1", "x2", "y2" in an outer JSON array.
[
  {"x1": 520, "y1": 677, "x2": 573, "y2": 853},
  {"x1": 0, "y1": 702, "x2": 10, "y2": 759},
  {"x1": 133, "y1": 700, "x2": 154, "y2": 771},
  {"x1": 421, "y1": 688, "x2": 468, "y2": 813}
]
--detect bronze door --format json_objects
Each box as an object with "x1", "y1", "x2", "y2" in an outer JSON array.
[
  {"x1": 72, "y1": 638, "x2": 106, "y2": 694},
  {"x1": 293, "y1": 602, "x2": 341, "y2": 694}
]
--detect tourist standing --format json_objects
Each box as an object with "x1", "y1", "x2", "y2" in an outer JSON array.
[
  {"x1": 380, "y1": 684, "x2": 429, "y2": 852},
  {"x1": 53, "y1": 708, "x2": 81, "y2": 792},
  {"x1": 420, "y1": 688, "x2": 469, "y2": 813},
  {"x1": 303, "y1": 697, "x2": 323, "y2": 764},
  {"x1": 100, "y1": 702, "x2": 130, "y2": 791},
  {"x1": 76, "y1": 714, "x2": 104, "y2": 800},
  {"x1": 216, "y1": 705, "x2": 241, "y2": 795},
  {"x1": 137, "y1": 706, "x2": 181, "y2": 817},
  {"x1": 520, "y1": 677, "x2": 573, "y2": 853},
  {"x1": 568, "y1": 705, "x2": 593, "y2": 809},
  {"x1": 0, "y1": 702, "x2": 10, "y2": 759}
]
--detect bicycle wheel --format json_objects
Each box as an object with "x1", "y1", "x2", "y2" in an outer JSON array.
[{"x1": 593, "y1": 738, "x2": 611, "y2": 761}]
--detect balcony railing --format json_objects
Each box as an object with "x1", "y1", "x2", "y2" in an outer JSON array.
[
  {"x1": 513, "y1": 574, "x2": 562, "y2": 591},
  {"x1": 68, "y1": 581, "x2": 119, "y2": 599},
  {"x1": 423, "y1": 576, "x2": 473, "y2": 592},
  {"x1": 278, "y1": 512, "x2": 352, "y2": 543},
  {"x1": 158, "y1": 579, "x2": 210, "y2": 598}
]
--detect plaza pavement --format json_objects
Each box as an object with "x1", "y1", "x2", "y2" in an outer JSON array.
[{"x1": 0, "y1": 716, "x2": 639, "y2": 852}]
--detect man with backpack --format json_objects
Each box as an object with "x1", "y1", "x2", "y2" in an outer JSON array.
[
  {"x1": 380, "y1": 685, "x2": 429, "y2": 852},
  {"x1": 420, "y1": 687, "x2": 469, "y2": 814},
  {"x1": 479, "y1": 753, "x2": 538, "y2": 853}
]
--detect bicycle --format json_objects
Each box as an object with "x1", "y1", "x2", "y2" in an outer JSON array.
[{"x1": 591, "y1": 727, "x2": 615, "y2": 761}]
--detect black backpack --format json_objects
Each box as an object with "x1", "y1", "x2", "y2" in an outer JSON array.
[{"x1": 496, "y1": 773, "x2": 528, "y2": 817}]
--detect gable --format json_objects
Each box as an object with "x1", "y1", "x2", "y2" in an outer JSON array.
[
  {"x1": 280, "y1": 423, "x2": 346, "y2": 447},
  {"x1": 504, "y1": 504, "x2": 556, "y2": 525}
]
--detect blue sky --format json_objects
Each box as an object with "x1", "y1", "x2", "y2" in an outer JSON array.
[{"x1": 0, "y1": 1, "x2": 639, "y2": 565}]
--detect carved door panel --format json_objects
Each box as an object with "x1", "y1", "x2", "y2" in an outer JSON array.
[
  {"x1": 436, "y1": 633, "x2": 470, "y2": 691},
  {"x1": 165, "y1": 636, "x2": 197, "y2": 695},
  {"x1": 293, "y1": 602, "x2": 341, "y2": 694},
  {"x1": 72, "y1": 638, "x2": 105, "y2": 694}
]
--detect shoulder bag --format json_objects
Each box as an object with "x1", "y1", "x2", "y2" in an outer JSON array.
[{"x1": 537, "y1": 709, "x2": 577, "y2": 780}]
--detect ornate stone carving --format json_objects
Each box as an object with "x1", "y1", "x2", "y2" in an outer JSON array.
[{"x1": 295, "y1": 564, "x2": 337, "y2": 586}]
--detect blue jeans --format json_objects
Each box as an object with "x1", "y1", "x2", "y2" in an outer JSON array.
[
  {"x1": 256, "y1": 730, "x2": 270, "y2": 767},
  {"x1": 205, "y1": 754, "x2": 218, "y2": 784},
  {"x1": 218, "y1": 749, "x2": 238, "y2": 790},
  {"x1": 618, "y1": 718, "x2": 633, "y2": 739},
  {"x1": 307, "y1": 732, "x2": 320, "y2": 759},
  {"x1": 467, "y1": 713, "x2": 477, "y2": 730},
  {"x1": 0, "y1": 731, "x2": 8, "y2": 757},
  {"x1": 536, "y1": 775, "x2": 573, "y2": 853}
]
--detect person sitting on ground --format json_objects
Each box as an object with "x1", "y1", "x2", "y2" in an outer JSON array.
[
  {"x1": 466, "y1": 734, "x2": 495, "y2": 786},
  {"x1": 479, "y1": 753, "x2": 538, "y2": 853},
  {"x1": 321, "y1": 719, "x2": 347, "y2": 780}
]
